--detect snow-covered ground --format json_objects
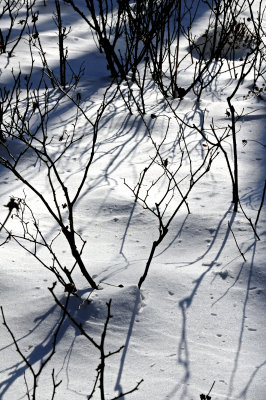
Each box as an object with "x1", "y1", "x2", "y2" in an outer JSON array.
[{"x1": 0, "y1": 1, "x2": 265, "y2": 399}]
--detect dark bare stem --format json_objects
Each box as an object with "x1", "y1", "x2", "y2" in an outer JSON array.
[
  {"x1": 54, "y1": 0, "x2": 67, "y2": 88},
  {"x1": 238, "y1": 200, "x2": 260, "y2": 240},
  {"x1": 228, "y1": 221, "x2": 247, "y2": 262},
  {"x1": 111, "y1": 379, "x2": 144, "y2": 400},
  {"x1": 138, "y1": 232, "x2": 167, "y2": 289},
  {"x1": 207, "y1": 380, "x2": 216, "y2": 396},
  {"x1": 227, "y1": 98, "x2": 239, "y2": 211},
  {"x1": 255, "y1": 180, "x2": 266, "y2": 226}
]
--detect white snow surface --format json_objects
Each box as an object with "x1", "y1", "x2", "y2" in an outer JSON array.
[{"x1": 0, "y1": 1, "x2": 266, "y2": 400}]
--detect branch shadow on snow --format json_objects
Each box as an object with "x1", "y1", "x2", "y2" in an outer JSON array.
[
  {"x1": 0, "y1": 288, "x2": 95, "y2": 399},
  {"x1": 1, "y1": 1, "x2": 265, "y2": 398},
  {"x1": 114, "y1": 289, "x2": 142, "y2": 399},
  {"x1": 0, "y1": 284, "x2": 143, "y2": 399},
  {"x1": 227, "y1": 108, "x2": 266, "y2": 398},
  {"x1": 226, "y1": 234, "x2": 266, "y2": 399},
  {"x1": 226, "y1": 240, "x2": 256, "y2": 399},
  {"x1": 165, "y1": 206, "x2": 235, "y2": 399}
]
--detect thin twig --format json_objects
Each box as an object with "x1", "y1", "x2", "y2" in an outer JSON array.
[{"x1": 207, "y1": 380, "x2": 215, "y2": 396}]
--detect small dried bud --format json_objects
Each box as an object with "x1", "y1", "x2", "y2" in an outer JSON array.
[
  {"x1": 5, "y1": 198, "x2": 19, "y2": 212},
  {"x1": 64, "y1": 283, "x2": 77, "y2": 294}
]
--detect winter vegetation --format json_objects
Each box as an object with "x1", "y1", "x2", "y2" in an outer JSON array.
[{"x1": 0, "y1": 0, "x2": 265, "y2": 399}]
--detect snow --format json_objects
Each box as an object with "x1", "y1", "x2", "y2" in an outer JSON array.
[{"x1": 0, "y1": 1, "x2": 266, "y2": 399}]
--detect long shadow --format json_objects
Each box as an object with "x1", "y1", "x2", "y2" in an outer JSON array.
[
  {"x1": 167, "y1": 204, "x2": 234, "y2": 270},
  {"x1": 238, "y1": 359, "x2": 266, "y2": 399},
  {"x1": 223, "y1": 94, "x2": 266, "y2": 398},
  {"x1": 226, "y1": 239, "x2": 256, "y2": 399},
  {"x1": 0, "y1": 289, "x2": 93, "y2": 399},
  {"x1": 0, "y1": 303, "x2": 60, "y2": 398},
  {"x1": 77, "y1": 113, "x2": 149, "y2": 196},
  {"x1": 114, "y1": 289, "x2": 141, "y2": 399},
  {"x1": 166, "y1": 208, "x2": 235, "y2": 399},
  {"x1": 211, "y1": 259, "x2": 245, "y2": 306}
]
